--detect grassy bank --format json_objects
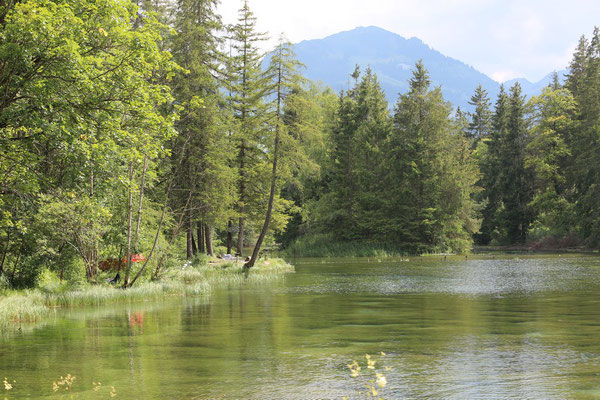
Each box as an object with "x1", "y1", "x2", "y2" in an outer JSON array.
[
  {"x1": 280, "y1": 233, "x2": 418, "y2": 258},
  {"x1": 0, "y1": 258, "x2": 293, "y2": 333}
]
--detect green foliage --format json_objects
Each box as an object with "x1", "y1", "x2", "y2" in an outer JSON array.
[
  {"x1": 564, "y1": 27, "x2": 600, "y2": 247},
  {"x1": 467, "y1": 84, "x2": 493, "y2": 146},
  {"x1": 0, "y1": 0, "x2": 177, "y2": 286},
  {"x1": 477, "y1": 83, "x2": 535, "y2": 245},
  {"x1": 5, "y1": 0, "x2": 600, "y2": 286},
  {"x1": 526, "y1": 87, "x2": 576, "y2": 238},
  {"x1": 297, "y1": 62, "x2": 479, "y2": 254}
]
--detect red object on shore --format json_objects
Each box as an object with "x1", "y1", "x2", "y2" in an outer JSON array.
[{"x1": 123, "y1": 253, "x2": 146, "y2": 263}]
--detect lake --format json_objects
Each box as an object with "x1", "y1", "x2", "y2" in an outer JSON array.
[{"x1": 2, "y1": 254, "x2": 600, "y2": 399}]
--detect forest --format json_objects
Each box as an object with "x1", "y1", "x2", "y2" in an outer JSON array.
[{"x1": 2, "y1": 0, "x2": 600, "y2": 289}]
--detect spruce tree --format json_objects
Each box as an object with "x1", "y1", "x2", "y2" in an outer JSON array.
[
  {"x1": 226, "y1": 0, "x2": 271, "y2": 256},
  {"x1": 386, "y1": 61, "x2": 478, "y2": 252},
  {"x1": 323, "y1": 67, "x2": 391, "y2": 240},
  {"x1": 497, "y1": 83, "x2": 535, "y2": 243},
  {"x1": 169, "y1": 0, "x2": 234, "y2": 259},
  {"x1": 567, "y1": 28, "x2": 600, "y2": 246},
  {"x1": 475, "y1": 86, "x2": 508, "y2": 244},
  {"x1": 468, "y1": 84, "x2": 492, "y2": 146}
]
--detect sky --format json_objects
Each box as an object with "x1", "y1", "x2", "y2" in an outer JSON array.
[{"x1": 217, "y1": 0, "x2": 600, "y2": 83}]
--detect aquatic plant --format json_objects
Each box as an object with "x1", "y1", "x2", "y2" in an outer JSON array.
[
  {"x1": 344, "y1": 352, "x2": 390, "y2": 400},
  {"x1": 3, "y1": 377, "x2": 14, "y2": 391},
  {"x1": 52, "y1": 373, "x2": 75, "y2": 392}
]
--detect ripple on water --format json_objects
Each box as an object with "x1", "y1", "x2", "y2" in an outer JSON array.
[{"x1": 287, "y1": 256, "x2": 600, "y2": 296}]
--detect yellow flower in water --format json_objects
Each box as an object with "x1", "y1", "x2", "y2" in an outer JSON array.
[
  {"x1": 3, "y1": 378, "x2": 12, "y2": 391},
  {"x1": 376, "y1": 373, "x2": 387, "y2": 388},
  {"x1": 110, "y1": 386, "x2": 117, "y2": 398},
  {"x1": 380, "y1": 351, "x2": 386, "y2": 356},
  {"x1": 347, "y1": 360, "x2": 361, "y2": 378},
  {"x1": 384, "y1": 366, "x2": 392, "y2": 372},
  {"x1": 52, "y1": 382, "x2": 59, "y2": 392},
  {"x1": 369, "y1": 385, "x2": 379, "y2": 397},
  {"x1": 367, "y1": 357, "x2": 376, "y2": 370}
]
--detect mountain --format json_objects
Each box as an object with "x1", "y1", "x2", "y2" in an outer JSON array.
[
  {"x1": 289, "y1": 26, "x2": 566, "y2": 110},
  {"x1": 505, "y1": 69, "x2": 568, "y2": 97}
]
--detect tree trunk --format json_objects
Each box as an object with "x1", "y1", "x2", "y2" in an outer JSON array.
[
  {"x1": 237, "y1": 139, "x2": 246, "y2": 256},
  {"x1": 246, "y1": 54, "x2": 283, "y2": 270},
  {"x1": 246, "y1": 136, "x2": 279, "y2": 269},
  {"x1": 10, "y1": 241, "x2": 23, "y2": 281},
  {"x1": 191, "y1": 231, "x2": 197, "y2": 255},
  {"x1": 132, "y1": 154, "x2": 148, "y2": 252},
  {"x1": 198, "y1": 222, "x2": 205, "y2": 254},
  {"x1": 205, "y1": 224, "x2": 214, "y2": 256},
  {"x1": 0, "y1": 231, "x2": 10, "y2": 277},
  {"x1": 226, "y1": 220, "x2": 233, "y2": 255},
  {"x1": 151, "y1": 193, "x2": 191, "y2": 280},
  {"x1": 126, "y1": 128, "x2": 193, "y2": 288},
  {"x1": 186, "y1": 228, "x2": 193, "y2": 259},
  {"x1": 123, "y1": 163, "x2": 135, "y2": 287},
  {"x1": 87, "y1": 159, "x2": 97, "y2": 281},
  {"x1": 237, "y1": 217, "x2": 244, "y2": 256},
  {"x1": 129, "y1": 178, "x2": 185, "y2": 287}
]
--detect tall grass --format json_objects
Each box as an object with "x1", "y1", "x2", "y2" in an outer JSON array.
[
  {"x1": 280, "y1": 233, "x2": 412, "y2": 258},
  {"x1": 0, "y1": 257, "x2": 294, "y2": 332},
  {"x1": 0, "y1": 293, "x2": 48, "y2": 332}
]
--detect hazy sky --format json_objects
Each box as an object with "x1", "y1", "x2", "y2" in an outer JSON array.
[{"x1": 217, "y1": 0, "x2": 599, "y2": 83}]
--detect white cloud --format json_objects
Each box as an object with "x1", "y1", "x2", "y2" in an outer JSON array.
[{"x1": 491, "y1": 69, "x2": 520, "y2": 83}]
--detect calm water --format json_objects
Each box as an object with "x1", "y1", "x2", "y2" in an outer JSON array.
[{"x1": 3, "y1": 255, "x2": 600, "y2": 399}]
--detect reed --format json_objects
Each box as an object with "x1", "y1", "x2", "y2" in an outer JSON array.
[{"x1": 0, "y1": 257, "x2": 294, "y2": 332}]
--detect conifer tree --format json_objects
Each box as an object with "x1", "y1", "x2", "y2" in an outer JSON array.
[
  {"x1": 323, "y1": 67, "x2": 391, "y2": 240},
  {"x1": 245, "y1": 39, "x2": 305, "y2": 269},
  {"x1": 497, "y1": 83, "x2": 535, "y2": 243},
  {"x1": 169, "y1": 0, "x2": 234, "y2": 260},
  {"x1": 476, "y1": 86, "x2": 508, "y2": 244},
  {"x1": 385, "y1": 61, "x2": 478, "y2": 251},
  {"x1": 226, "y1": 0, "x2": 271, "y2": 256},
  {"x1": 468, "y1": 84, "x2": 492, "y2": 146},
  {"x1": 566, "y1": 27, "x2": 600, "y2": 246}
]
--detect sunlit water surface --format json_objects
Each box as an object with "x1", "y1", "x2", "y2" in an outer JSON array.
[{"x1": 2, "y1": 254, "x2": 600, "y2": 399}]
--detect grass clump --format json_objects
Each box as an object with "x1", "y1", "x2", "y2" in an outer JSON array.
[
  {"x1": 0, "y1": 256, "x2": 294, "y2": 333},
  {"x1": 0, "y1": 292, "x2": 48, "y2": 331}
]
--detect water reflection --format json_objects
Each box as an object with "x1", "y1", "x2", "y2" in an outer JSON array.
[{"x1": 2, "y1": 255, "x2": 600, "y2": 398}]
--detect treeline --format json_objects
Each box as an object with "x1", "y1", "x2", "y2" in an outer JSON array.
[
  {"x1": 0, "y1": 0, "x2": 321, "y2": 287},
  {"x1": 471, "y1": 29, "x2": 600, "y2": 248},
  {"x1": 2, "y1": 0, "x2": 600, "y2": 288},
  {"x1": 288, "y1": 64, "x2": 479, "y2": 254},
  {"x1": 293, "y1": 27, "x2": 600, "y2": 253}
]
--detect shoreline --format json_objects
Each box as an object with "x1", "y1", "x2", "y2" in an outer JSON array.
[{"x1": 0, "y1": 258, "x2": 294, "y2": 334}]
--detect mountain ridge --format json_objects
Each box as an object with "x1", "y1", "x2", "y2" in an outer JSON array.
[{"x1": 289, "y1": 26, "x2": 566, "y2": 110}]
